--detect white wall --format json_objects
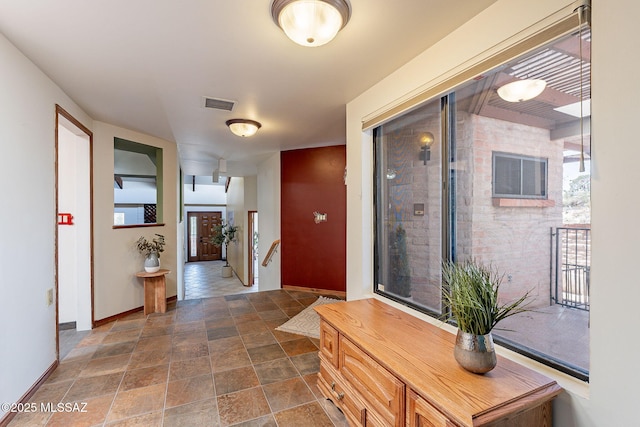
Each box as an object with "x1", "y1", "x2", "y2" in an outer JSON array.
[
  {"x1": 58, "y1": 125, "x2": 79, "y2": 324},
  {"x1": 93, "y1": 121, "x2": 178, "y2": 321},
  {"x1": 0, "y1": 32, "x2": 92, "y2": 419},
  {"x1": 57, "y1": 122, "x2": 91, "y2": 330},
  {"x1": 244, "y1": 176, "x2": 258, "y2": 283},
  {"x1": 257, "y1": 153, "x2": 282, "y2": 291},
  {"x1": 224, "y1": 176, "x2": 258, "y2": 285},
  {"x1": 183, "y1": 181, "x2": 227, "y2": 205},
  {"x1": 114, "y1": 185, "x2": 157, "y2": 204},
  {"x1": 226, "y1": 177, "x2": 246, "y2": 284},
  {"x1": 590, "y1": 0, "x2": 640, "y2": 423},
  {"x1": 346, "y1": 0, "x2": 639, "y2": 425}
]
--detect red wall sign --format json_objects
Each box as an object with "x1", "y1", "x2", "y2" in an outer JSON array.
[{"x1": 58, "y1": 213, "x2": 74, "y2": 225}]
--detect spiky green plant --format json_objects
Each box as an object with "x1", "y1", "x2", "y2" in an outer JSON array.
[{"x1": 442, "y1": 260, "x2": 531, "y2": 335}]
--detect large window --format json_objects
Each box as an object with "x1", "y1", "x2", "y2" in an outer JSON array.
[{"x1": 374, "y1": 26, "x2": 591, "y2": 380}]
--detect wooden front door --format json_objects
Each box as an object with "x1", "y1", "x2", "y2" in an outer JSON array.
[{"x1": 187, "y1": 212, "x2": 222, "y2": 262}]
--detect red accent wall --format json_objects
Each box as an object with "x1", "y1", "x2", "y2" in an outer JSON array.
[{"x1": 281, "y1": 146, "x2": 346, "y2": 292}]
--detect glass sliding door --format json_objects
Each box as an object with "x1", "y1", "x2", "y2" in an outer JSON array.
[{"x1": 374, "y1": 99, "x2": 443, "y2": 314}]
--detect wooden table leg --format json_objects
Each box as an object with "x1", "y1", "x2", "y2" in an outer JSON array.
[
  {"x1": 143, "y1": 275, "x2": 167, "y2": 315},
  {"x1": 154, "y1": 276, "x2": 167, "y2": 313}
]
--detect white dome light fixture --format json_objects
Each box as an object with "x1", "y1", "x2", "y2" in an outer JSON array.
[
  {"x1": 271, "y1": 0, "x2": 351, "y2": 47},
  {"x1": 497, "y1": 79, "x2": 547, "y2": 102},
  {"x1": 226, "y1": 119, "x2": 262, "y2": 137}
]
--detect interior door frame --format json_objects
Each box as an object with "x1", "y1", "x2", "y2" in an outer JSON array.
[
  {"x1": 55, "y1": 104, "x2": 94, "y2": 359},
  {"x1": 248, "y1": 210, "x2": 257, "y2": 286},
  {"x1": 187, "y1": 211, "x2": 222, "y2": 262}
]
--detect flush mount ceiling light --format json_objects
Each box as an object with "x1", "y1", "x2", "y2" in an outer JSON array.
[
  {"x1": 497, "y1": 79, "x2": 547, "y2": 102},
  {"x1": 271, "y1": 0, "x2": 351, "y2": 47},
  {"x1": 225, "y1": 119, "x2": 262, "y2": 137}
]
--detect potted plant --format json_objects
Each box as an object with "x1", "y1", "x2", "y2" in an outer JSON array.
[
  {"x1": 136, "y1": 234, "x2": 166, "y2": 273},
  {"x1": 388, "y1": 224, "x2": 411, "y2": 297},
  {"x1": 442, "y1": 259, "x2": 531, "y2": 374},
  {"x1": 211, "y1": 221, "x2": 239, "y2": 277}
]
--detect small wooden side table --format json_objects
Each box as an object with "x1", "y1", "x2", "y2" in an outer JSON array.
[{"x1": 136, "y1": 269, "x2": 170, "y2": 315}]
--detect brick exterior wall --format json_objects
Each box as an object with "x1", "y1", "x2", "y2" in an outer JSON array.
[
  {"x1": 461, "y1": 114, "x2": 563, "y2": 306},
  {"x1": 383, "y1": 111, "x2": 442, "y2": 312},
  {"x1": 382, "y1": 111, "x2": 566, "y2": 310}
]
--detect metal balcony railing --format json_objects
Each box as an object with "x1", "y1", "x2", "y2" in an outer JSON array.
[{"x1": 550, "y1": 227, "x2": 591, "y2": 311}]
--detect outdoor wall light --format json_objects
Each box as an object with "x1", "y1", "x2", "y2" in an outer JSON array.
[
  {"x1": 226, "y1": 119, "x2": 262, "y2": 137},
  {"x1": 419, "y1": 132, "x2": 435, "y2": 164},
  {"x1": 386, "y1": 168, "x2": 397, "y2": 180},
  {"x1": 271, "y1": 0, "x2": 351, "y2": 47}
]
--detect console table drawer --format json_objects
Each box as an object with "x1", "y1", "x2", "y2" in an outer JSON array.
[
  {"x1": 408, "y1": 389, "x2": 454, "y2": 427},
  {"x1": 314, "y1": 299, "x2": 561, "y2": 427},
  {"x1": 340, "y1": 335, "x2": 404, "y2": 426},
  {"x1": 319, "y1": 320, "x2": 339, "y2": 368},
  {"x1": 318, "y1": 360, "x2": 366, "y2": 425}
]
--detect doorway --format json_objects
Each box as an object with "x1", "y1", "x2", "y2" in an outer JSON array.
[
  {"x1": 187, "y1": 212, "x2": 222, "y2": 261},
  {"x1": 55, "y1": 105, "x2": 93, "y2": 359},
  {"x1": 248, "y1": 211, "x2": 259, "y2": 286}
]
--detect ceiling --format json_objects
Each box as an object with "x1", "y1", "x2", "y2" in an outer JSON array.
[
  {"x1": 460, "y1": 27, "x2": 592, "y2": 161},
  {"x1": 0, "y1": 0, "x2": 499, "y2": 177}
]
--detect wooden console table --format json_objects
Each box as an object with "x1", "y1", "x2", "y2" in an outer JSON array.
[
  {"x1": 315, "y1": 298, "x2": 562, "y2": 427},
  {"x1": 135, "y1": 269, "x2": 170, "y2": 315}
]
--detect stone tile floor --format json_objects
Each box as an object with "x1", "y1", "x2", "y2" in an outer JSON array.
[
  {"x1": 9, "y1": 289, "x2": 348, "y2": 427},
  {"x1": 184, "y1": 261, "x2": 258, "y2": 300},
  {"x1": 59, "y1": 329, "x2": 91, "y2": 361}
]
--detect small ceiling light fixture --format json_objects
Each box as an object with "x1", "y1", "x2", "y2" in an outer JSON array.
[
  {"x1": 271, "y1": 0, "x2": 351, "y2": 47},
  {"x1": 497, "y1": 79, "x2": 547, "y2": 102},
  {"x1": 225, "y1": 119, "x2": 262, "y2": 137}
]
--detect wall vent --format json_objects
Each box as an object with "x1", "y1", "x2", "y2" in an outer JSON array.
[{"x1": 203, "y1": 97, "x2": 235, "y2": 111}]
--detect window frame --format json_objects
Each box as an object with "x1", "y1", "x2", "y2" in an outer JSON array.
[
  {"x1": 372, "y1": 21, "x2": 591, "y2": 380},
  {"x1": 492, "y1": 151, "x2": 548, "y2": 199},
  {"x1": 372, "y1": 98, "x2": 446, "y2": 319},
  {"x1": 373, "y1": 95, "x2": 590, "y2": 381},
  {"x1": 113, "y1": 137, "x2": 164, "y2": 228}
]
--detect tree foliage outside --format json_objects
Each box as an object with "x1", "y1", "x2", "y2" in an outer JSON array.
[{"x1": 563, "y1": 174, "x2": 590, "y2": 224}]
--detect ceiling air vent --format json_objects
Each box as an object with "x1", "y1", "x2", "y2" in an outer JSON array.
[{"x1": 203, "y1": 97, "x2": 235, "y2": 111}]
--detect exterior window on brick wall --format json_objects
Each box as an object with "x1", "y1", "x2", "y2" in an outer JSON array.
[{"x1": 493, "y1": 152, "x2": 547, "y2": 198}]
